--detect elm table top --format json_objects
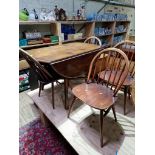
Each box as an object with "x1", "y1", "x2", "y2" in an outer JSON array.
[{"x1": 27, "y1": 42, "x2": 101, "y2": 64}]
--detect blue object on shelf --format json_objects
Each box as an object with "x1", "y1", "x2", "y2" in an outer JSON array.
[
  {"x1": 86, "y1": 14, "x2": 94, "y2": 21},
  {"x1": 91, "y1": 13, "x2": 127, "y2": 21},
  {"x1": 61, "y1": 24, "x2": 75, "y2": 40},
  {"x1": 19, "y1": 39, "x2": 27, "y2": 46}
]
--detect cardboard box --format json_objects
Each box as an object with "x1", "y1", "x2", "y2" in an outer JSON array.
[
  {"x1": 68, "y1": 34, "x2": 74, "y2": 40},
  {"x1": 68, "y1": 33, "x2": 83, "y2": 40},
  {"x1": 74, "y1": 33, "x2": 83, "y2": 39}
]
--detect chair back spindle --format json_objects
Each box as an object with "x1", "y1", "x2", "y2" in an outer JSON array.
[{"x1": 114, "y1": 40, "x2": 135, "y2": 78}]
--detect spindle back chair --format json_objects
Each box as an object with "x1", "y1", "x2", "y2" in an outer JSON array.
[
  {"x1": 19, "y1": 48, "x2": 61, "y2": 109},
  {"x1": 68, "y1": 47, "x2": 129, "y2": 147},
  {"x1": 114, "y1": 40, "x2": 135, "y2": 114}
]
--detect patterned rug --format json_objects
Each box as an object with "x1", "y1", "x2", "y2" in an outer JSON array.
[{"x1": 19, "y1": 118, "x2": 78, "y2": 155}]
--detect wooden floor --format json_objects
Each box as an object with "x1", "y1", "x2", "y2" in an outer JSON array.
[{"x1": 19, "y1": 81, "x2": 135, "y2": 155}]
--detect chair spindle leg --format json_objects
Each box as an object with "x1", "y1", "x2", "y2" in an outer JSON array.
[
  {"x1": 38, "y1": 81, "x2": 42, "y2": 97},
  {"x1": 128, "y1": 86, "x2": 131, "y2": 100},
  {"x1": 64, "y1": 79, "x2": 69, "y2": 110},
  {"x1": 51, "y1": 82, "x2": 55, "y2": 109},
  {"x1": 124, "y1": 86, "x2": 128, "y2": 115},
  {"x1": 42, "y1": 84, "x2": 44, "y2": 90},
  {"x1": 112, "y1": 105, "x2": 117, "y2": 122},
  {"x1": 100, "y1": 110, "x2": 104, "y2": 147}
]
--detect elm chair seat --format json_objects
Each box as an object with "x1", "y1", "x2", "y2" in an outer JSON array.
[{"x1": 72, "y1": 83, "x2": 116, "y2": 110}]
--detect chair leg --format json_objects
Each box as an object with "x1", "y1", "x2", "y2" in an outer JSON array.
[
  {"x1": 128, "y1": 86, "x2": 131, "y2": 100},
  {"x1": 68, "y1": 96, "x2": 77, "y2": 118},
  {"x1": 64, "y1": 79, "x2": 69, "y2": 110},
  {"x1": 38, "y1": 81, "x2": 42, "y2": 97},
  {"x1": 124, "y1": 86, "x2": 128, "y2": 115},
  {"x1": 51, "y1": 82, "x2": 55, "y2": 109},
  {"x1": 112, "y1": 105, "x2": 117, "y2": 122},
  {"x1": 100, "y1": 110, "x2": 104, "y2": 147},
  {"x1": 42, "y1": 84, "x2": 44, "y2": 90}
]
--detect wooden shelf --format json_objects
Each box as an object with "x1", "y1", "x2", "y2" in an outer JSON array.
[
  {"x1": 19, "y1": 20, "x2": 94, "y2": 25},
  {"x1": 20, "y1": 42, "x2": 58, "y2": 49},
  {"x1": 19, "y1": 21, "x2": 55, "y2": 25},
  {"x1": 19, "y1": 20, "x2": 130, "y2": 25},
  {"x1": 94, "y1": 20, "x2": 115, "y2": 23},
  {"x1": 96, "y1": 33, "x2": 113, "y2": 37},
  {"x1": 114, "y1": 31, "x2": 127, "y2": 35},
  {"x1": 115, "y1": 20, "x2": 130, "y2": 23},
  {"x1": 19, "y1": 20, "x2": 130, "y2": 49},
  {"x1": 62, "y1": 37, "x2": 86, "y2": 43},
  {"x1": 58, "y1": 21, "x2": 93, "y2": 24}
]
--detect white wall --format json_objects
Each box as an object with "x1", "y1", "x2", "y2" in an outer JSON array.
[
  {"x1": 19, "y1": 0, "x2": 103, "y2": 16},
  {"x1": 19, "y1": 0, "x2": 135, "y2": 35}
]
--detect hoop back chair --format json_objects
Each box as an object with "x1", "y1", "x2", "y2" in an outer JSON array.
[
  {"x1": 114, "y1": 40, "x2": 135, "y2": 114},
  {"x1": 84, "y1": 36, "x2": 102, "y2": 47},
  {"x1": 19, "y1": 48, "x2": 61, "y2": 109},
  {"x1": 68, "y1": 48, "x2": 129, "y2": 147},
  {"x1": 98, "y1": 40, "x2": 135, "y2": 115}
]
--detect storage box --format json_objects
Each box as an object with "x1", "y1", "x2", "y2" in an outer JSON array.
[
  {"x1": 19, "y1": 39, "x2": 27, "y2": 46},
  {"x1": 43, "y1": 37, "x2": 51, "y2": 43},
  {"x1": 68, "y1": 33, "x2": 83, "y2": 40},
  {"x1": 68, "y1": 34, "x2": 74, "y2": 40},
  {"x1": 74, "y1": 33, "x2": 83, "y2": 39},
  {"x1": 50, "y1": 36, "x2": 59, "y2": 43},
  {"x1": 27, "y1": 39, "x2": 43, "y2": 45},
  {"x1": 25, "y1": 32, "x2": 42, "y2": 39},
  {"x1": 59, "y1": 33, "x2": 64, "y2": 42}
]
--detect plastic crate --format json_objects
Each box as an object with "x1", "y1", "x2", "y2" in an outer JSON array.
[
  {"x1": 19, "y1": 39, "x2": 27, "y2": 46},
  {"x1": 50, "y1": 36, "x2": 59, "y2": 43}
]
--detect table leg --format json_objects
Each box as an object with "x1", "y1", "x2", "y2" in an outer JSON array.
[
  {"x1": 38, "y1": 108, "x2": 50, "y2": 127},
  {"x1": 64, "y1": 78, "x2": 69, "y2": 110}
]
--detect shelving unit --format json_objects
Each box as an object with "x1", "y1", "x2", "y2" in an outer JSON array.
[
  {"x1": 19, "y1": 20, "x2": 130, "y2": 49},
  {"x1": 112, "y1": 21, "x2": 130, "y2": 45}
]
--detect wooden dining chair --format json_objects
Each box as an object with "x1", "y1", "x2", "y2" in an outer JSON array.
[
  {"x1": 98, "y1": 40, "x2": 135, "y2": 115},
  {"x1": 84, "y1": 36, "x2": 102, "y2": 47},
  {"x1": 68, "y1": 48, "x2": 129, "y2": 147},
  {"x1": 19, "y1": 48, "x2": 62, "y2": 109},
  {"x1": 114, "y1": 40, "x2": 135, "y2": 115}
]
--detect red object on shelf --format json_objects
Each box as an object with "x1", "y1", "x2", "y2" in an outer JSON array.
[
  {"x1": 19, "y1": 77, "x2": 24, "y2": 81},
  {"x1": 43, "y1": 37, "x2": 51, "y2": 43}
]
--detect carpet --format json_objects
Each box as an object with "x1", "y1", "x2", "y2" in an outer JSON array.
[{"x1": 19, "y1": 118, "x2": 77, "y2": 155}]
